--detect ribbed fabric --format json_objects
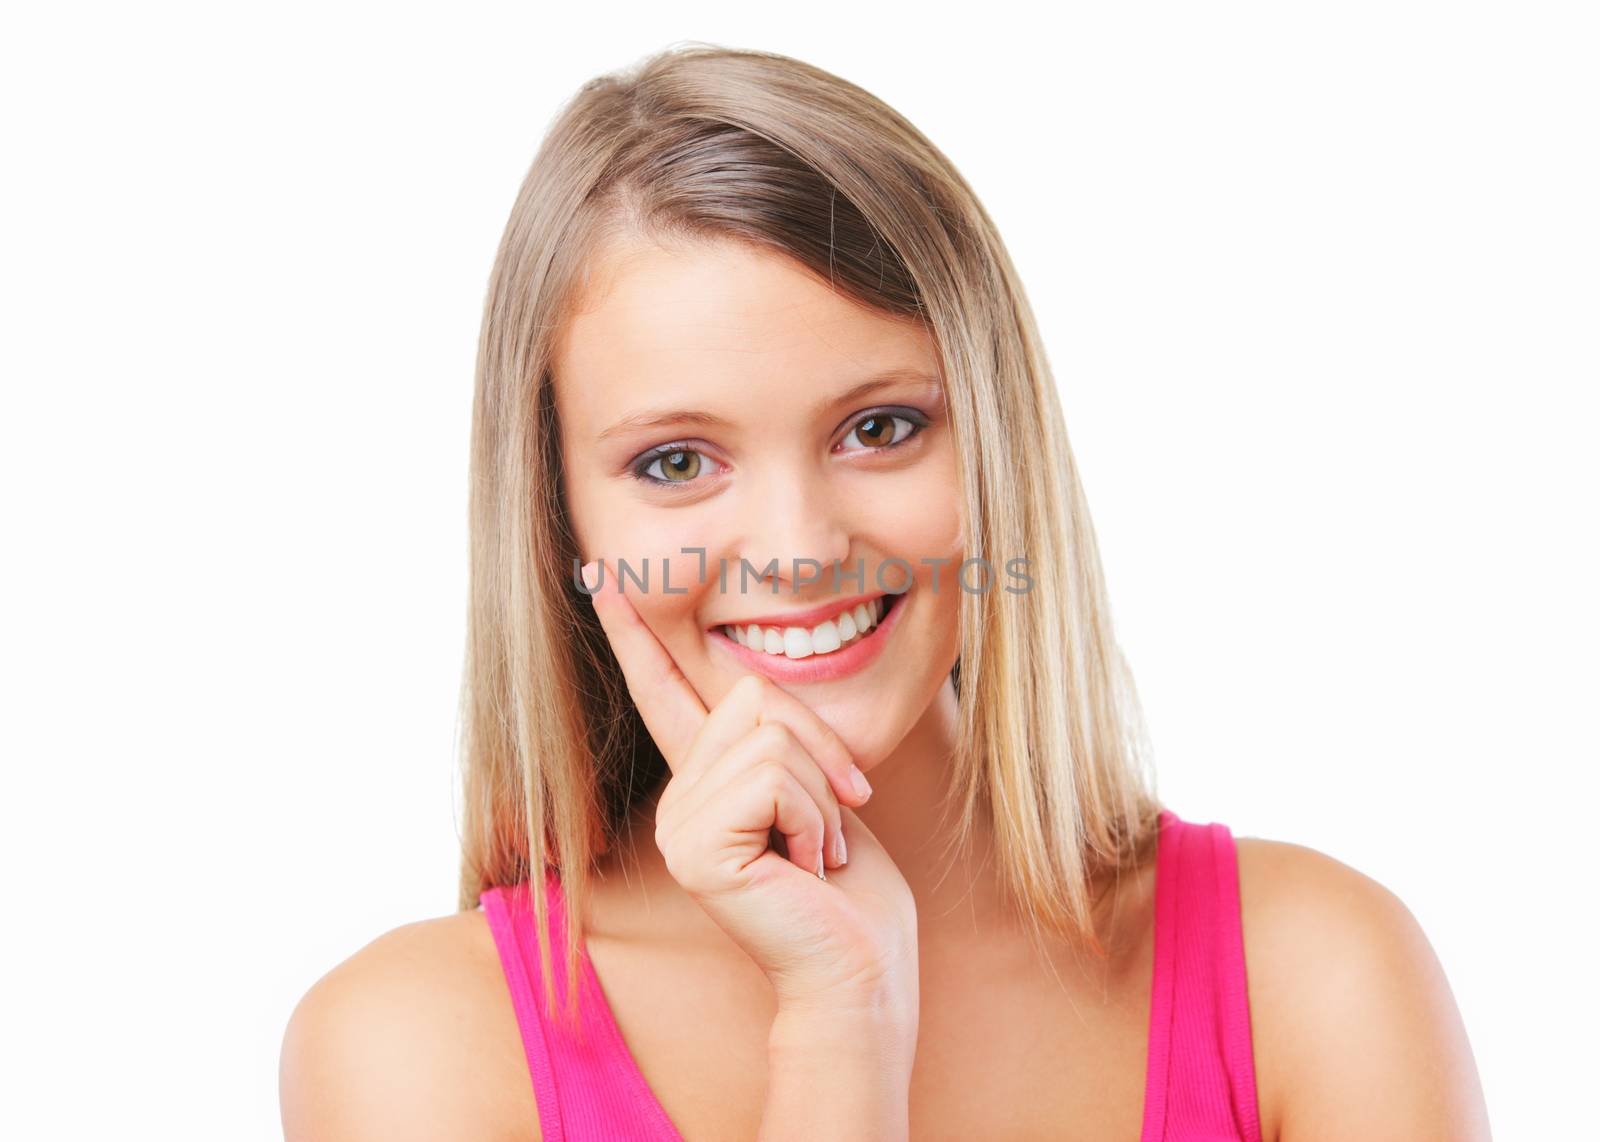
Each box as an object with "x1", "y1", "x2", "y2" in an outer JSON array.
[
  {"x1": 480, "y1": 872, "x2": 684, "y2": 1141},
  {"x1": 1140, "y1": 808, "x2": 1265, "y2": 1142},
  {"x1": 480, "y1": 806, "x2": 1261, "y2": 1141}
]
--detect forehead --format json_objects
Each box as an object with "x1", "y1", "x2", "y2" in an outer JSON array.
[{"x1": 551, "y1": 233, "x2": 937, "y2": 429}]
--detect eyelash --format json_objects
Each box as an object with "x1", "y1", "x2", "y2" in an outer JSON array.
[{"x1": 629, "y1": 407, "x2": 930, "y2": 490}]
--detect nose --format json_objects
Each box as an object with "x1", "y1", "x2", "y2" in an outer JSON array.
[{"x1": 732, "y1": 466, "x2": 852, "y2": 595}]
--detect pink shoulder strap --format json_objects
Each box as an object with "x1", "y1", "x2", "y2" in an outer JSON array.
[
  {"x1": 1139, "y1": 809, "x2": 1264, "y2": 1142},
  {"x1": 479, "y1": 872, "x2": 684, "y2": 1142}
]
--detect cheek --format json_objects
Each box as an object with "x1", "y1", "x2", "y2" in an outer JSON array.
[
  {"x1": 881, "y1": 435, "x2": 961, "y2": 542},
  {"x1": 567, "y1": 481, "x2": 720, "y2": 578},
  {"x1": 630, "y1": 588, "x2": 706, "y2": 656},
  {"x1": 892, "y1": 462, "x2": 964, "y2": 658},
  {"x1": 610, "y1": 516, "x2": 714, "y2": 573},
  {"x1": 865, "y1": 464, "x2": 965, "y2": 588},
  {"x1": 609, "y1": 518, "x2": 724, "y2": 652}
]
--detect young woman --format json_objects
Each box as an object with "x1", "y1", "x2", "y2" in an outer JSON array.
[{"x1": 281, "y1": 45, "x2": 1490, "y2": 1141}]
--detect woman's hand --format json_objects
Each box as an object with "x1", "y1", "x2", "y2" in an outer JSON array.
[{"x1": 583, "y1": 558, "x2": 919, "y2": 1021}]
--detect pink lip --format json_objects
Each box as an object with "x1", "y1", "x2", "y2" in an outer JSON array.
[
  {"x1": 705, "y1": 591, "x2": 887, "y2": 633},
  {"x1": 709, "y1": 591, "x2": 907, "y2": 683}
]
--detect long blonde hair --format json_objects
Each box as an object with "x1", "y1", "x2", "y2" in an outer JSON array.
[{"x1": 456, "y1": 42, "x2": 1164, "y2": 1035}]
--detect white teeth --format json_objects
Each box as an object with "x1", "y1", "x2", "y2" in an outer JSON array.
[
  {"x1": 720, "y1": 597, "x2": 892, "y2": 659},
  {"x1": 810, "y1": 618, "x2": 841, "y2": 654}
]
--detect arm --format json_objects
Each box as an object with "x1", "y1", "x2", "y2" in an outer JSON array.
[
  {"x1": 1238, "y1": 839, "x2": 1492, "y2": 1142},
  {"x1": 759, "y1": 1004, "x2": 918, "y2": 1142}
]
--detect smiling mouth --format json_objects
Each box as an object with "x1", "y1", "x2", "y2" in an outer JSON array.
[{"x1": 716, "y1": 593, "x2": 901, "y2": 659}]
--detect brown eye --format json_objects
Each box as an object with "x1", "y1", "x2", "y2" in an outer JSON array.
[
  {"x1": 631, "y1": 442, "x2": 716, "y2": 490},
  {"x1": 840, "y1": 410, "x2": 924, "y2": 453},
  {"x1": 855, "y1": 416, "x2": 895, "y2": 447},
  {"x1": 650, "y1": 449, "x2": 701, "y2": 482}
]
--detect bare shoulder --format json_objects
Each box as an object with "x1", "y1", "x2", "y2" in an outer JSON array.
[
  {"x1": 1232, "y1": 835, "x2": 1491, "y2": 1142},
  {"x1": 279, "y1": 908, "x2": 536, "y2": 1142}
]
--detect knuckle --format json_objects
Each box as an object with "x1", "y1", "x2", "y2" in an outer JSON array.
[
  {"x1": 752, "y1": 720, "x2": 793, "y2": 758},
  {"x1": 658, "y1": 845, "x2": 688, "y2": 885},
  {"x1": 655, "y1": 828, "x2": 695, "y2": 885},
  {"x1": 653, "y1": 781, "x2": 681, "y2": 823},
  {"x1": 753, "y1": 759, "x2": 790, "y2": 794}
]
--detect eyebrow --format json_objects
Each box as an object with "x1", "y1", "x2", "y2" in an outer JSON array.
[{"x1": 597, "y1": 367, "x2": 943, "y2": 442}]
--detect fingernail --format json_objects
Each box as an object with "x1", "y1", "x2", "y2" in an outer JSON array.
[
  {"x1": 849, "y1": 765, "x2": 872, "y2": 801},
  {"x1": 580, "y1": 560, "x2": 600, "y2": 590},
  {"x1": 834, "y1": 829, "x2": 848, "y2": 866},
  {"x1": 816, "y1": 849, "x2": 826, "y2": 881}
]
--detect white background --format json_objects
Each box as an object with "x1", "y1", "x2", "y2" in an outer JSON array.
[{"x1": 3, "y1": 3, "x2": 1593, "y2": 1137}]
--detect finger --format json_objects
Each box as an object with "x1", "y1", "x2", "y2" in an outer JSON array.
[
  {"x1": 725, "y1": 761, "x2": 830, "y2": 881},
  {"x1": 662, "y1": 718, "x2": 845, "y2": 870},
  {"x1": 583, "y1": 557, "x2": 707, "y2": 772},
  {"x1": 650, "y1": 657, "x2": 869, "y2": 836},
  {"x1": 665, "y1": 674, "x2": 765, "y2": 796},
  {"x1": 744, "y1": 674, "x2": 874, "y2": 811}
]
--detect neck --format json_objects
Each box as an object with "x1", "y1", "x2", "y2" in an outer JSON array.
[{"x1": 842, "y1": 673, "x2": 1008, "y2": 941}]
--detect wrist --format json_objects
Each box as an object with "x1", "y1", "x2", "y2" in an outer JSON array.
[{"x1": 769, "y1": 1000, "x2": 919, "y2": 1066}]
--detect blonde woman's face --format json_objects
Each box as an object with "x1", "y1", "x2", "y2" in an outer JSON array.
[{"x1": 553, "y1": 234, "x2": 963, "y2": 769}]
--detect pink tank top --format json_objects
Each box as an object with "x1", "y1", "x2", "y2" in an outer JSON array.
[{"x1": 478, "y1": 807, "x2": 1263, "y2": 1141}]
